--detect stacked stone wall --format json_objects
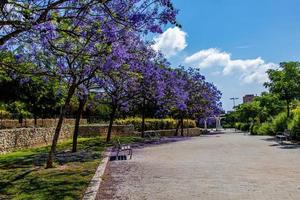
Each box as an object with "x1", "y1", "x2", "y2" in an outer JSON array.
[{"x1": 0, "y1": 124, "x2": 134, "y2": 154}]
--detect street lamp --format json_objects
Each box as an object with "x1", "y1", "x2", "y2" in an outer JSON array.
[
  {"x1": 230, "y1": 97, "x2": 239, "y2": 132},
  {"x1": 230, "y1": 97, "x2": 239, "y2": 109}
]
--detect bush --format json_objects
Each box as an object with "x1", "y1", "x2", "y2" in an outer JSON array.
[
  {"x1": 288, "y1": 110, "x2": 300, "y2": 139},
  {"x1": 250, "y1": 124, "x2": 259, "y2": 135},
  {"x1": 0, "y1": 109, "x2": 11, "y2": 119},
  {"x1": 235, "y1": 122, "x2": 250, "y2": 131},
  {"x1": 115, "y1": 117, "x2": 196, "y2": 131},
  {"x1": 235, "y1": 122, "x2": 242, "y2": 130},
  {"x1": 257, "y1": 122, "x2": 274, "y2": 135},
  {"x1": 222, "y1": 124, "x2": 233, "y2": 129},
  {"x1": 240, "y1": 123, "x2": 250, "y2": 131},
  {"x1": 271, "y1": 112, "x2": 288, "y2": 134}
]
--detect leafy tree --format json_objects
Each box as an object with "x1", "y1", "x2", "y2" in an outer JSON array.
[
  {"x1": 264, "y1": 62, "x2": 300, "y2": 118},
  {"x1": 0, "y1": 67, "x2": 63, "y2": 121},
  {"x1": 254, "y1": 92, "x2": 285, "y2": 122},
  {"x1": 235, "y1": 101, "x2": 261, "y2": 124}
]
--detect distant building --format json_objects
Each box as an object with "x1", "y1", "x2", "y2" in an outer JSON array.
[{"x1": 243, "y1": 94, "x2": 255, "y2": 103}]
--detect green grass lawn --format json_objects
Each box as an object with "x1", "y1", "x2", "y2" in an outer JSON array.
[{"x1": 0, "y1": 136, "x2": 144, "y2": 200}]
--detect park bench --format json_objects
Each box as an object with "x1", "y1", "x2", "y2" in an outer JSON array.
[
  {"x1": 114, "y1": 139, "x2": 132, "y2": 160},
  {"x1": 276, "y1": 129, "x2": 290, "y2": 144},
  {"x1": 144, "y1": 130, "x2": 161, "y2": 142}
]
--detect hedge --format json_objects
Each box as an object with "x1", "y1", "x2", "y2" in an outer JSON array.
[
  {"x1": 288, "y1": 108, "x2": 300, "y2": 139},
  {"x1": 115, "y1": 117, "x2": 196, "y2": 131}
]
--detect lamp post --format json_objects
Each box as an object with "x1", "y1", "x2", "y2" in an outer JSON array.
[
  {"x1": 230, "y1": 97, "x2": 239, "y2": 132},
  {"x1": 230, "y1": 97, "x2": 239, "y2": 109}
]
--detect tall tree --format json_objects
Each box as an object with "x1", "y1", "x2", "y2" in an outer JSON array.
[{"x1": 264, "y1": 62, "x2": 300, "y2": 118}]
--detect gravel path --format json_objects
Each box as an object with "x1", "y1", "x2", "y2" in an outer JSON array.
[{"x1": 96, "y1": 132, "x2": 300, "y2": 200}]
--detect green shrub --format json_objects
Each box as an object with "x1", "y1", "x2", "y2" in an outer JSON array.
[
  {"x1": 240, "y1": 123, "x2": 250, "y2": 131},
  {"x1": 288, "y1": 110, "x2": 300, "y2": 139},
  {"x1": 0, "y1": 109, "x2": 11, "y2": 119},
  {"x1": 115, "y1": 117, "x2": 196, "y2": 131},
  {"x1": 250, "y1": 124, "x2": 259, "y2": 135},
  {"x1": 235, "y1": 122, "x2": 242, "y2": 130},
  {"x1": 271, "y1": 112, "x2": 288, "y2": 134},
  {"x1": 222, "y1": 124, "x2": 233, "y2": 129},
  {"x1": 257, "y1": 122, "x2": 274, "y2": 135},
  {"x1": 234, "y1": 122, "x2": 249, "y2": 131}
]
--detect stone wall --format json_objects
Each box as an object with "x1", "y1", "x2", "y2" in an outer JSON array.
[
  {"x1": 0, "y1": 125, "x2": 201, "y2": 154},
  {"x1": 0, "y1": 118, "x2": 88, "y2": 129},
  {"x1": 0, "y1": 124, "x2": 134, "y2": 154},
  {"x1": 146, "y1": 128, "x2": 202, "y2": 137},
  {"x1": 79, "y1": 124, "x2": 134, "y2": 137}
]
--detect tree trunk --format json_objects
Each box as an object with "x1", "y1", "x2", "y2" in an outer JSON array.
[
  {"x1": 187, "y1": 118, "x2": 189, "y2": 136},
  {"x1": 175, "y1": 120, "x2": 181, "y2": 136},
  {"x1": 72, "y1": 95, "x2": 87, "y2": 153},
  {"x1": 180, "y1": 115, "x2": 184, "y2": 137},
  {"x1": 46, "y1": 84, "x2": 76, "y2": 168},
  {"x1": 106, "y1": 105, "x2": 116, "y2": 143},
  {"x1": 34, "y1": 115, "x2": 37, "y2": 127},
  {"x1": 141, "y1": 97, "x2": 146, "y2": 138}
]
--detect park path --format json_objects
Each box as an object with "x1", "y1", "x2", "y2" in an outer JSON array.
[{"x1": 96, "y1": 132, "x2": 300, "y2": 200}]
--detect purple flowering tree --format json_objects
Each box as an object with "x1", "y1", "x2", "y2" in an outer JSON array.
[
  {"x1": 0, "y1": 0, "x2": 179, "y2": 46},
  {"x1": 126, "y1": 43, "x2": 169, "y2": 137},
  {"x1": 23, "y1": 0, "x2": 178, "y2": 168},
  {"x1": 96, "y1": 62, "x2": 141, "y2": 142},
  {"x1": 157, "y1": 66, "x2": 222, "y2": 136},
  {"x1": 1, "y1": 1, "x2": 212, "y2": 170}
]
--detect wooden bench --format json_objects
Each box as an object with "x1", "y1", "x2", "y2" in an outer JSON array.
[
  {"x1": 115, "y1": 139, "x2": 132, "y2": 160},
  {"x1": 276, "y1": 130, "x2": 290, "y2": 144}
]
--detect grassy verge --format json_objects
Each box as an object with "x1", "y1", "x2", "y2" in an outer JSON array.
[{"x1": 0, "y1": 136, "x2": 144, "y2": 200}]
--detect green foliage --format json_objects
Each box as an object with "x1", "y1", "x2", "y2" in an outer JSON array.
[
  {"x1": 264, "y1": 62, "x2": 300, "y2": 117},
  {"x1": 222, "y1": 112, "x2": 237, "y2": 128},
  {"x1": 0, "y1": 109, "x2": 11, "y2": 119},
  {"x1": 235, "y1": 122, "x2": 250, "y2": 131},
  {"x1": 0, "y1": 104, "x2": 11, "y2": 119},
  {"x1": 235, "y1": 122, "x2": 242, "y2": 130},
  {"x1": 0, "y1": 136, "x2": 142, "y2": 200},
  {"x1": 0, "y1": 137, "x2": 102, "y2": 200},
  {"x1": 250, "y1": 124, "x2": 260, "y2": 135},
  {"x1": 288, "y1": 107, "x2": 300, "y2": 138},
  {"x1": 271, "y1": 112, "x2": 288, "y2": 133},
  {"x1": 255, "y1": 112, "x2": 288, "y2": 136},
  {"x1": 0, "y1": 68, "x2": 64, "y2": 118},
  {"x1": 240, "y1": 123, "x2": 250, "y2": 131},
  {"x1": 255, "y1": 92, "x2": 285, "y2": 120},
  {"x1": 115, "y1": 117, "x2": 196, "y2": 131},
  {"x1": 257, "y1": 122, "x2": 274, "y2": 135},
  {"x1": 222, "y1": 124, "x2": 234, "y2": 129},
  {"x1": 235, "y1": 101, "x2": 261, "y2": 123},
  {"x1": 6, "y1": 101, "x2": 32, "y2": 118}
]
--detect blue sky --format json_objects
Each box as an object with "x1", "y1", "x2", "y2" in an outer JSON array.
[{"x1": 153, "y1": 0, "x2": 300, "y2": 111}]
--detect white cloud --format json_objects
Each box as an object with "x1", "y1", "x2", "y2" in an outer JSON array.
[
  {"x1": 152, "y1": 27, "x2": 187, "y2": 58},
  {"x1": 184, "y1": 48, "x2": 278, "y2": 83}
]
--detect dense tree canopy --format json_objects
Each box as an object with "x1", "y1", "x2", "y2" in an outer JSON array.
[
  {"x1": 264, "y1": 62, "x2": 300, "y2": 117},
  {"x1": 0, "y1": 0, "x2": 223, "y2": 168},
  {"x1": 227, "y1": 62, "x2": 300, "y2": 137}
]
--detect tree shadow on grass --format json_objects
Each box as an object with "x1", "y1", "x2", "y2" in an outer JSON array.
[
  {"x1": 0, "y1": 137, "x2": 106, "y2": 199},
  {"x1": 0, "y1": 168, "x2": 90, "y2": 200}
]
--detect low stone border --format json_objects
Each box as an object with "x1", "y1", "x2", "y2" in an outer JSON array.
[{"x1": 82, "y1": 149, "x2": 111, "y2": 200}]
